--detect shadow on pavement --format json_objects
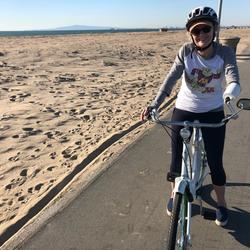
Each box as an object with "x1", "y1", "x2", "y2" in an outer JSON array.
[{"x1": 191, "y1": 182, "x2": 250, "y2": 248}]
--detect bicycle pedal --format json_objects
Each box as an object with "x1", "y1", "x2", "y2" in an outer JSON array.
[{"x1": 203, "y1": 210, "x2": 216, "y2": 220}]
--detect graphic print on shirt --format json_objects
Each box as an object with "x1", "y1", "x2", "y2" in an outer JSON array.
[{"x1": 186, "y1": 67, "x2": 221, "y2": 94}]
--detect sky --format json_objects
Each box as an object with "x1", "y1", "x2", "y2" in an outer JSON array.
[{"x1": 0, "y1": 0, "x2": 249, "y2": 31}]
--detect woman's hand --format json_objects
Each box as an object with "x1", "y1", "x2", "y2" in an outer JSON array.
[{"x1": 141, "y1": 106, "x2": 155, "y2": 121}]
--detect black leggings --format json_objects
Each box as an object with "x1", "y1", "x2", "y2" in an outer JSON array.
[{"x1": 170, "y1": 108, "x2": 226, "y2": 186}]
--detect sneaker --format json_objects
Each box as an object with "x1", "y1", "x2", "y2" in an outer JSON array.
[
  {"x1": 166, "y1": 198, "x2": 173, "y2": 216},
  {"x1": 215, "y1": 206, "x2": 228, "y2": 226}
]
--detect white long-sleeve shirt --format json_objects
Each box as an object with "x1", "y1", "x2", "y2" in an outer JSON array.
[{"x1": 151, "y1": 42, "x2": 240, "y2": 113}]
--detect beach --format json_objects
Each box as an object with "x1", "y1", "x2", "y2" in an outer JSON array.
[{"x1": 0, "y1": 28, "x2": 250, "y2": 236}]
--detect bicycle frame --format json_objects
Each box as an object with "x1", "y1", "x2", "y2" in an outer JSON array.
[{"x1": 173, "y1": 123, "x2": 208, "y2": 198}]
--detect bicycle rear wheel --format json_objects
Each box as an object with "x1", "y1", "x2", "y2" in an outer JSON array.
[{"x1": 167, "y1": 192, "x2": 188, "y2": 250}]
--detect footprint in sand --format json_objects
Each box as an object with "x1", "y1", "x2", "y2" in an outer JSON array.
[
  {"x1": 47, "y1": 166, "x2": 56, "y2": 171},
  {"x1": 0, "y1": 125, "x2": 10, "y2": 131},
  {"x1": 7, "y1": 199, "x2": 13, "y2": 206},
  {"x1": 26, "y1": 183, "x2": 44, "y2": 193},
  {"x1": 12, "y1": 134, "x2": 19, "y2": 139},
  {"x1": 44, "y1": 131, "x2": 54, "y2": 139},
  {"x1": 30, "y1": 168, "x2": 41, "y2": 178},
  {"x1": 21, "y1": 127, "x2": 43, "y2": 137},
  {"x1": 61, "y1": 147, "x2": 78, "y2": 160},
  {"x1": 42, "y1": 106, "x2": 61, "y2": 116},
  {"x1": 6, "y1": 214, "x2": 16, "y2": 221},
  {"x1": 1, "y1": 114, "x2": 15, "y2": 121},
  {"x1": 20, "y1": 169, "x2": 28, "y2": 177},
  {"x1": 9, "y1": 92, "x2": 31, "y2": 102},
  {"x1": 22, "y1": 127, "x2": 34, "y2": 132},
  {"x1": 34, "y1": 183, "x2": 44, "y2": 191},
  {"x1": 68, "y1": 128, "x2": 81, "y2": 134},
  {"x1": 75, "y1": 140, "x2": 82, "y2": 146},
  {"x1": 5, "y1": 175, "x2": 27, "y2": 190},
  {"x1": 0, "y1": 136, "x2": 8, "y2": 141},
  {"x1": 49, "y1": 152, "x2": 57, "y2": 159},
  {"x1": 15, "y1": 191, "x2": 22, "y2": 197},
  {"x1": 59, "y1": 136, "x2": 70, "y2": 143},
  {"x1": 17, "y1": 195, "x2": 27, "y2": 203},
  {"x1": 54, "y1": 74, "x2": 76, "y2": 83},
  {"x1": 8, "y1": 152, "x2": 21, "y2": 162},
  {"x1": 0, "y1": 202, "x2": 6, "y2": 208}
]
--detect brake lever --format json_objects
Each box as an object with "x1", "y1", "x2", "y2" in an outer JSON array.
[{"x1": 226, "y1": 99, "x2": 239, "y2": 120}]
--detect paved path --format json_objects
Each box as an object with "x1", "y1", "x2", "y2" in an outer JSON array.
[{"x1": 17, "y1": 49, "x2": 250, "y2": 250}]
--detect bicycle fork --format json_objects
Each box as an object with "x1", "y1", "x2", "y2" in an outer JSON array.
[{"x1": 176, "y1": 193, "x2": 192, "y2": 248}]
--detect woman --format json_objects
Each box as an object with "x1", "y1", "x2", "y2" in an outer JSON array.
[{"x1": 141, "y1": 6, "x2": 241, "y2": 226}]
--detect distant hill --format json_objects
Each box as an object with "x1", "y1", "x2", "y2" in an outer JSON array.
[{"x1": 55, "y1": 25, "x2": 114, "y2": 30}]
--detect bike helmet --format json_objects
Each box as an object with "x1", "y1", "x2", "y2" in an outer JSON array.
[{"x1": 186, "y1": 6, "x2": 218, "y2": 31}]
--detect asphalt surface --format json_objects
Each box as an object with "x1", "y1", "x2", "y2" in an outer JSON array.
[{"x1": 16, "y1": 49, "x2": 250, "y2": 250}]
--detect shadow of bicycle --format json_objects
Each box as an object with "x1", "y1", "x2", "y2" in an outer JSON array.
[{"x1": 191, "y1": 182, "x2": 250, "y2": 248}]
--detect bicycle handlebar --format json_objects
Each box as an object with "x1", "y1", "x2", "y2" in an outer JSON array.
[{"x1": 150, "y1": 100, "x2": 243, "y2": 128}]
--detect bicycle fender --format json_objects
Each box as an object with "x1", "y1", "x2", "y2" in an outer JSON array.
[{"x1": 173, "y1": 177, "x2": 188, "y2": 194}]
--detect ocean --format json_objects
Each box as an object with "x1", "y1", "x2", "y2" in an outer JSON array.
[{"x1": 0, "y1": 28, "x2": 160, "y2": 37}]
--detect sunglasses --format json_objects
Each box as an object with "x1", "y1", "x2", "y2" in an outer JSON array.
[{"x1": 190, "y1": 26, "x2": 212, "y2": 36}]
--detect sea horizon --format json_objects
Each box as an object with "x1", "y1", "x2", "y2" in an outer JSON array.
[
  {"x1": 0, "y1": 25, "x2": 248, "y2": 38},
  {"x1": 0, "y1": 27, "x2": 186, "y2": 37}
]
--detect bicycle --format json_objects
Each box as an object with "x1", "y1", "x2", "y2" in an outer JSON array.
[{"x1": 149, "y1": 98, "x2": 250, "y2": 250}]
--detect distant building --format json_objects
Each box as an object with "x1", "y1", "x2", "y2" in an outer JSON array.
[{"x1": 159, "y1": 27, "x2": 168, "y2": 32}]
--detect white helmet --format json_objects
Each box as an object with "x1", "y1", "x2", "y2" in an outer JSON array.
[{"x1": 186, "y1": 6, "x2": 218, "y2": 31}]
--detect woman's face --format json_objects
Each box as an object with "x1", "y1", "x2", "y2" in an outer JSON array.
[{"x1": 189, "y1": 21, "x2": 214, "y2": 49}]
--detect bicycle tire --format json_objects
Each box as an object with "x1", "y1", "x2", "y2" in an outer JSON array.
[{"x1": 167, "y1": 192, "x2": 188, "y2": 250}]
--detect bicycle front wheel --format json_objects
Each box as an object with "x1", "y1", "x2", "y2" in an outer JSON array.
[{"x1": 167, "y1": 192, "x2": 188, "y2": 250}]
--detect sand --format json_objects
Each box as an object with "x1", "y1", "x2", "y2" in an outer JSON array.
[{"x1": 0, "y1": 28, "x2": 250, "y2": 236}]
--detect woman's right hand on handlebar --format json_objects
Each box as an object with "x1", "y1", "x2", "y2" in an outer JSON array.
[{"x1": 141, "y1": 106, "x2": 155, "y2": 121}]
